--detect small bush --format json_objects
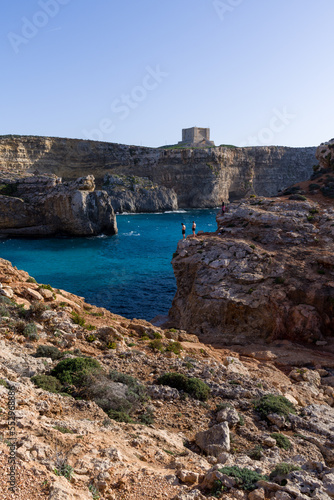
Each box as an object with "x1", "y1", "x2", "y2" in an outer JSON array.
[
  {"x1": 0, "y1": 379, "x2": 9, "y2": 389},
  {"x1": 14, "y1": 320, "x2": 26, "y2": 334},
  {"x1": 53, "y1": 425, "x2": 74, "y2": 434},
  {"x1": 0, "y1": 305, "x2": 9, "y2": 317},
  {"x1": 107, "y1": 409, "x2": 134, "y2": 423},
  {"x1": 218, "y1": 466, "x2": 267, "y2": 491},
  {"x1": 149, "y1": 339, "x2": 164, "y2": 352},
  {"x1": 166, "y1": 341, "x2": 183, "y2": 355},
  {"x1": 51, "y1": 357, "x2": 102, "y2": 387},
  {"x1": 71, "y1": 311, "x2": 85, "y2": 327},
  {"x1": 54, "y1": 462, "x2": 74, "y2": 481},
  {"x1": 153, "y1": 331, "x2": 162, "y2": 339},
  {"x1": 157, "y1": 372, "x2": 210, "y2": 401},
  {"x1": 109, "y1": 371, "x2": 147, "y2": 401},
  {"x1": 23, "y1": 322, "x2": 39, "y2": 340},
  {"x1": 270, "y1": 433, "x2": 292, "y2": 450},
  {"x1": 247, "y1": 445, "x2": 263, "y2": 460},
  {"x1": 269, "y1": 463, "x2": 301, "y2": 481},
  {"x1": 26, "y1": 277, "x2": 37, "y2": 284},
  {"x1": 86, "y1": 334, "x2": 96, "y2": 342},
  {"x1": 35, "y1": 345, "x2": 63, "y2": 360},
  {"x1": 274, "y1": 277, "x2": 285, "y2": 284},
  {"x1": 139, "y1": 407, "x2": 155, "y2": 425},
  {"x1": 254, "y1": 394, "x2": 296, "y2": 421},
  {"x1": 39, "y1": 284, "x2": 53, "y2": 291},
  {"x1": 31, "y1": 374, "x2": 62, "y2": 393},
  {"x1": 25, "y1": 301, "x2": 49, "y2": 320}
]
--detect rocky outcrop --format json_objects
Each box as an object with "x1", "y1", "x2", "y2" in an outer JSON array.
[
  {"x1": 316, "y1": 138, "x2": 334, "y2": 171},
  {"x1": 0, "y1": 135, "x2": 317, "y2": 208},
  {"x1": 103, "y1": 174, "x2": 178, "y2": 213},
  {"x1": 169, "y1": 195, "x2": 334, "y2": 344},
  {"x1": 0, "y1": 174, "x2": 117, "y2": 237}
]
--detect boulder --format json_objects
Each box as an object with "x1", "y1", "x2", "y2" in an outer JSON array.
[{"x1": 195, "y1": 422, "x2": 230, "y2": 456}]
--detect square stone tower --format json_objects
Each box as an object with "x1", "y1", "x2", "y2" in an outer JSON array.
[{"x1": 179, "y1": 127, "x2": 215, "y2": 147}]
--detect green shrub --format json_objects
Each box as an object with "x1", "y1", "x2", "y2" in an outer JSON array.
[
  {"x1": 25, "y1": 301, "x2": 49, "y2": 319},
  {"x1": 53, "y1": 425, "x2": 74, "y2": 434},
  {"x1": 14, "y1": 320, "x2": 26, "y2": 334},
  {"x1": 274, "y1": 277, "x2": 285, "y2": 284},
  {"x1": 54, "y1": 462, "x2": 74, "y2": 481},
  {"x1": 139, "y1": 407, "x2": 155, "y2": 425},
  {"x1": 39, "y1": 284, "x2": 53, "y2": 291},
  {"x1": 86, "y1": 334, "x2": 96, "y2": 342},
  {"x1": 0, "y1": 183, "x2": 18, "y2": 196},
  {"x1": 51, "y1": 357, "x2": 102, "y2": 387},
  {"x1": 0, "y1": 379, "x2": 9, "y2": 389},
  {"x1": 109, "y1": 371, "x2": 147, "y2": 401},
  {"x1": 186, "y1": 377, "x2": 210, "y2": 401},
  {"x1": 247, "y1": 445, "x2": 263, "y2": 460},
  {"x1": 71, "y1": 311, "x2": 85, "y2": 327},
  {"x1": 218, "y1": 466, "x2": 267, "y2": 491},
  {"x1": 26, "y1": 277, "x2": 37, "y2": 284},
  {"x1": 23, "y1": 322, "x2": 39, "y2": 340},
  {"x1": 107, "y1": 409, "x2": 134, "y2": 423},
  {"x1": 149, "y1": 339, "x2": 164, "y2": 352},
  {"x1": 0, "y1": 296, "x2": 13, "y2": 305},
  {"x1": 0, "y1": 305, "x2": 9, "y2": 317},
  {"x1": 153, "y1": 331, "x2": 162, "y2": 339},
  {"x1": 270, "y1": 433, "x2": 292, "y2": 450},
  {"x1": 31, "y1": 374, "x2": 62, "y2": 393},
  {"x1": 166, "y1": 341, "x2": 183, "y2": 355},
  {"x1": 269, "y1": 463, "x2": 301, "y2": 481},
  {"x1": 35, "y1": 345, "x2": 63, "y2": 360},
  {"x1": 254, "y1": 394, "x2": 296, "y2": 420},
  {"x1": 157, "y1": 372, "x2": 210, "y2": 401}
]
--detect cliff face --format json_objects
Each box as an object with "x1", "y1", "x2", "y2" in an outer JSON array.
[
  {"x1": 0, "y1": 174, "x2": 117, "y2": 237},
  {"x1": 0, "y1": 135, "x2": 317, "y2": 208},
  {"x1": 102, "y1": 174, "x2": 178, "y2": 213},
  {"x1": 169, "y1": 194, "x2": 334, "y2": 345}
]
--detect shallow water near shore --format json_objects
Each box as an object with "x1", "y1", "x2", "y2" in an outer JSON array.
[{"x1": 0, "y1": 209, "x2": 218, "y2": 321}]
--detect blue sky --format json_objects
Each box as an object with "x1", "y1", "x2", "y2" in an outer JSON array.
[{"x1": 1, "y1": 0, "x2": 333, "y2": 148}]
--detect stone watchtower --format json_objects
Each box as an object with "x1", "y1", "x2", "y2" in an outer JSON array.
[{"x1": 179, "y1": 127, "x2": 215, "y2": 147}]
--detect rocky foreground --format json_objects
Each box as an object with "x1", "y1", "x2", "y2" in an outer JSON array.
[{"x1": 0, "y1": 258, "x2": 334, "y2": 500}]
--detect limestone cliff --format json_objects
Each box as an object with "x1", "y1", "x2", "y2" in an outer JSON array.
[
  {"x1": 102, "y1": 174, "x2": 178, "y2": 213},
  {"x1": 0, "y1": 174, "x2": 117, "y2": 237},
  {"x1": 169, "y1": 194, "x2": 334, "y2": 345},
  {"x1": 0, "y1": 135, "x2": 317, "y2": 208}
]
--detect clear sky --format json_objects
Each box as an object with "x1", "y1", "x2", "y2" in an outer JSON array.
[{"x1": 1, "y1": 0, "x2": 333, "y2": 148}]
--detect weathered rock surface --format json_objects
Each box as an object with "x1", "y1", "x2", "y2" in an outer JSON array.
[
  {"x1": 0, "y1": 174, "x2": 117, "y2": 237},
  {"x1": 316, "y1": 138, "x2": 334, "y2": 171},
  {"x1": 0, "y1": 135, "x2": 317, "y2": 207},
  {"x1": 169, "y1": 195, "x2": 334, "y2": 344},
  {"x1": 103, "y1": 173, "x2": 178, "y2": 213}
]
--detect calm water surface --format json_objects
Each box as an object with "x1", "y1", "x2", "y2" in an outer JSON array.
[{"x1": 0, "y1": 209, "x2": 218, "y2": 321}]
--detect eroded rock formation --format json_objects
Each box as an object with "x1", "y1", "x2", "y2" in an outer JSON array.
[
  {"x1": 103, "y1": 174, "x2": 178, "y2": 213},
  {"x1": 0, "y1": 174, "x2": 117, "y2": 237},
  {"x1": 169, "y1": 195, "x2": 334, "y2": 344},
  {"x1": 0, "y1": 135, "x2": 317, "y2": 208}
]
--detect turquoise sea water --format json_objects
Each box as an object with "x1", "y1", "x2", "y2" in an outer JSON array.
[{"x1": 0, "y1": 209, "x2": 218, "y2": 321}]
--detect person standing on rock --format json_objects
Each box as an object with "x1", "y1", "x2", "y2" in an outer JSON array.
[
  {"x1": 221, "y1": 201, "x2": 226, "y2": 215},
  {"x1": 181, "y1": 223, "x2": 186, "y2": 239},
  {"x1": 192, "y1": 221, "x2": 196, "y2": 237}
]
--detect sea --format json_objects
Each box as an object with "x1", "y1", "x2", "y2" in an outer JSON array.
[{"x1": 0, "y1": 209, "x2": 218, "y2": 322}]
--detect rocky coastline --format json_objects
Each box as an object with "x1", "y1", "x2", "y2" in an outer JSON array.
[{"x1": 0, "y1": 174, "x2": 117, "y2": 237}]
